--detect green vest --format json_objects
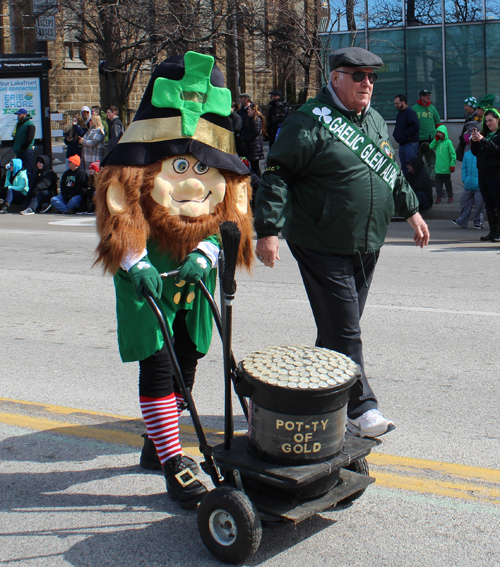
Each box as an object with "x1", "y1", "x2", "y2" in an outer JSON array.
[
  {"x1": 12, "y1": 118, "x2": 35, "y2": 155},
  {"x1": 114, "y1": 240, "x2": 218, "y2": 362}
]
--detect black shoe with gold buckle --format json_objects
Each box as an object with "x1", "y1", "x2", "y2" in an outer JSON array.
[
  {"x1": 140, "y1": 433, "x2": 200, "y2": 474},
  {"x1": 162, "y1": 454, "x2": 207, "y2": 508}
]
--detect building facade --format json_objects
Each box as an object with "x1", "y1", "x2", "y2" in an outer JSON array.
[
  {"x1": 322, "y1": 0, "x2": 500, "y2": 121},
  {"x1": 1, "y1": 0, "x2": 328, "y2": 135}
]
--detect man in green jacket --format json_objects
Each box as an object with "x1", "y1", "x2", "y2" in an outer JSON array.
[
  {"x1": 12, "y1": 108, "x2": 36, "y2": 181},
  {"x1": 412, "y1": 89, "x2": 442, "y2": 146},
  {"x1": 254, "y1": 47, "x2": 430, "y2": 438}
]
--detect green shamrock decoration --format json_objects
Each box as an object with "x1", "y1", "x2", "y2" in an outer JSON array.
[{"x1": 151, "y1": 51, "x2": 232, "y2": 137}]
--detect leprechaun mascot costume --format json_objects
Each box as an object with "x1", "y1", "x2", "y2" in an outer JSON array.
[{"x1": 95, "y1": 52, "x2": 254, "y2": 507}]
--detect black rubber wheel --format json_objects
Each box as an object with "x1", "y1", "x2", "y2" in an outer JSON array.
[
  {"x1": 197, "y1": 486, "x2": 262, "y2": 564},
  {"x1": 340, "y1": 457, "x2": 369, "y2": 504}
]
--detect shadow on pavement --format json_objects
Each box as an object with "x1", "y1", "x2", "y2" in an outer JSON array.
[{"x1": 0, "y1": 427, "x2": 338, "y2": 567}]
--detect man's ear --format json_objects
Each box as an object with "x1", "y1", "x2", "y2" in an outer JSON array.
[
  {"x1": 330, "y1": 70, "x2": 340, "y2": 88},
  {"x1": 234, "y1": 180, "x2": 249, "y2": 214},
  {"x1": 106, "y1": 182, "x2": 126, "y2": 214}
]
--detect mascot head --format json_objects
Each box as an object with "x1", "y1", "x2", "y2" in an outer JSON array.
[{"x1": 95, "y1": 52, "x2": 254, "y2": 274}]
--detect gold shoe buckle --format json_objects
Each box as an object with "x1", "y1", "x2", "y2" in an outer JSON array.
[{"x1": 175, "y1": 467, "x2": 196, "y2": 487}]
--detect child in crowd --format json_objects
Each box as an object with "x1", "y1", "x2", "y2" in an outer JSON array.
[
  {"x1": 406, "y1": 156, "x2": 433, "y2": 212},
  {"x1": 21, "y1": 155, "x2": 59, "y2": 215},
  {"x1": 64, "y1": 115, "x2": 86, "y2": 167},
  {"x1": 51, "y1": 155, "x2": 87, "y2": 214},
  {"x1": 78, "y1": 161, "x2": 99, "y2": 215},
  {"x1": 430, "y1": 125, "x2": 456, "y2": 204},
  {"x1": 452, "y1": 146, "x2": 484, "y2": 229},
  {"x1": 0, "y1": 158, "x2": 29, "y2": 214}
]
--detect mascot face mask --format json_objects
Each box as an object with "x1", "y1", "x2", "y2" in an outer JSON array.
[{"x1": 152, "y1": 154, "x2": 226, "y2": 217}]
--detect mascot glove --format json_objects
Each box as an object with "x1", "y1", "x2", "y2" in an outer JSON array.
[
  {"x1": 450, "y1": 166, "x2": 455, "y2": 173},
  {"x1": 176, "y1": 251, "x2": 212, "y2": 285},
  {"x1": 128, "y1": 256, "x2": 163, "y2": 301}
]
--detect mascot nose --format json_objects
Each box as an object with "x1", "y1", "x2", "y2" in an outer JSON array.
[{"x1": 175, "y1": 178, "x2": 205, "y2": 199}]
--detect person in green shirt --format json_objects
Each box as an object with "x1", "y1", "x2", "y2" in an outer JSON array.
[
  {"x1": 11, "y1": 108, "x2": 36, "y2": 180},
  {"x1": 412, "y1": 89, "x2": 442, "y2": 146}
]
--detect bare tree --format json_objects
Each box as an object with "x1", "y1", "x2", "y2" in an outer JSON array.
[
  {"x1": 258, "y1": 0, "x2": 344, "y2": 103},
  {"x1": 53, "y1": 0, "x2": 244, "y2": 118}
]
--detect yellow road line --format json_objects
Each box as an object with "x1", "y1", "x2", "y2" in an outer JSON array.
[
  {"x1": 0, "y1": 411, "x2": 144, "y2": 447},
  {"x1": 373, "y1": 471, "x2": 500, "y2": 504},
  {"x1": 368, "y1": 453, "x2": 500, "y2": 484},
  {"x1": 0, "y1": 398, "x2": 499, "y2": 505},
  {"x1": 0, "y1": 396, "x2": 133, "y2": 419}
]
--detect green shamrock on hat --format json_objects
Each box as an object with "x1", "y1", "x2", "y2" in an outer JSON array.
[{"x1": 151, "y1": 51, "x2": 232, "y2": 137}]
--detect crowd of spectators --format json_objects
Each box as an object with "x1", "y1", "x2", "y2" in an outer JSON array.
[
  {"x1": 0, "y1": 103, "x2": 121, "y2": 216},
  {"x1": 231, "y1": 86, "x2": 500, "y2": 245},
  {"x1": 230, "y1": 90, "x2": 292, "y2": 209},
  {"x1": 2, "y1": 88, "x2": 499, "y2": 237},
  {"x1": 393, "y1": 89, "x2": 500, "y2": 241}
]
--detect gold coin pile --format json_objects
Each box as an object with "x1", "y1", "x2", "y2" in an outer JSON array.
[{"x1": 241, "y1": 345, "x2": 359, "y2": 390}]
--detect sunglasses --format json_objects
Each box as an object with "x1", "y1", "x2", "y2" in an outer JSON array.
[{"x1": 337, "y1": 70, "x2": 378, "y2": 84}]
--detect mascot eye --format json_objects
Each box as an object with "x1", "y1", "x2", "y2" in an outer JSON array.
[
  {"x1": 193, "y1": 161, "x2": 210, "y2": 175},
  {"x1": 172, "y1": 158, "x2": 190, "y2": 173}
]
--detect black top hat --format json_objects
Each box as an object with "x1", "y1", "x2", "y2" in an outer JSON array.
[{"x1": 103, "y1": 52, "x2": 249, "y2": 175}]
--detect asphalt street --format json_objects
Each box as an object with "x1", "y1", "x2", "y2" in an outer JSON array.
[{"x1": 0, "y1": 213, "x2": 499, "y2": 566}]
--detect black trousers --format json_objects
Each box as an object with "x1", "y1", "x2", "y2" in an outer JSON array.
[
  {"x1": 435, "y1": 173, "x2": 453, "y2": 199},
  {"x1": 478, "y1": 176, "x2": 500, "y2": 212},
  {"x1": 139, "y1": 310, "x2": 204, "y2": 398},
  {"x1": 288, "y1": 242, "x2": 379, "y2": 419}
]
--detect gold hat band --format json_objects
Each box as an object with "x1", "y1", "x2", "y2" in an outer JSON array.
[{"x1": 118, "y1": 116, "x2": 236, "y2": 155}]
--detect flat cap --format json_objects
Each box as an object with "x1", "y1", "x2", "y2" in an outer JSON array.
[
  {"x1": 269, "y1": 89, "x2": 282, "y2": 97},
  {"x1": 419, "y1": 89, "x2": 431, "y2": 96},
  {"x1": 329, "y1": 47, "x2": 383, "y2": 72}
]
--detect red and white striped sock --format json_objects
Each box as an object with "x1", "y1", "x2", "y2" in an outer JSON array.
[
  {"x1": 175, "y1": 392, "x2": 185, "y2": 416},
  {"x1": 140, "y1": 393, "x2": 182, "y2": 465}
]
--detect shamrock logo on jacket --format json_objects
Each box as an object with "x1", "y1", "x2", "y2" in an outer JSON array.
[{"x1": 313, "y1": 107, "x2": 333, "y2": 124}]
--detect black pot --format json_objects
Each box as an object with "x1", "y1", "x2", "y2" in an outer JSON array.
[{"x1": 236, "y1": 345, "x2": 359, "y2": 466}]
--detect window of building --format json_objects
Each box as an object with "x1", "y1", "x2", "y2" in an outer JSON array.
[
  {"x1": 64, "y1": 41, "x2": 87, "y2": 69},
  {"x1": 321, "y1": 0, "x2": 500, "y2": 120},
  {"x1": 368, "y1": 0, "x2": 403, "y2": 28},
  {"x1": 446, "y1": 24, "x2": 485, "y2": 118},
  {"x1": 329, "y1": 0, "x2": 367, "y2": 32},
  {"x1": 369, "y1": 29, "x2": 405, "y2": 117},
  {"x1": 445, "y1": 0, "x2": 483, "y2": 22},
  {"x1": 62, "y1": 7, "x2": 87, "y2": 69},
  {"x1": 405, "y1": 0, "x2": 442, "y2": 25},
  {"x1": 486, "y1": 0, "x2": 500, "y2": 19},
  {"x1": 406, "y1": 27, "x2": 444, "y2": 115},
  {"x1": 485, "y1": 22, "x2": 500, "y2": 102}
]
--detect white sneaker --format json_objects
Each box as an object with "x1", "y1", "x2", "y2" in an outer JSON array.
[
  {"x1": 20, "y1": 207, "x2": 35, "y2": 215},
  {"x1": 347, "y1": 409, "x2": 395, "y2": 438}
]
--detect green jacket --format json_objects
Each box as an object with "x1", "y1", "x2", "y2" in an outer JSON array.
[
  {"x1": 254, "y1": 87, "x2": 419, "y2": 255},
  {"x1": 12, "y1": 117, "x2": 35, "y2": 155},
  {"x1": 429, "y1": 125, "x2": 456, "y2": 174},
  {"x1": 412, "y1": 102, "x2": 441, "y2": 141}
]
